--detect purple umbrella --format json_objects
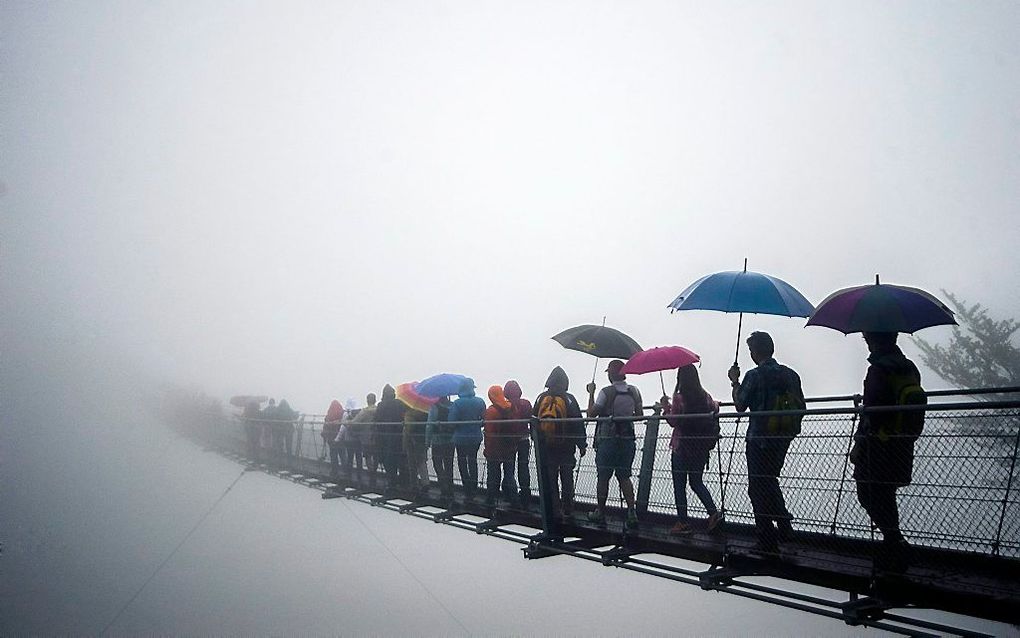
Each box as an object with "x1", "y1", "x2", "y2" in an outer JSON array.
[{"x1": 806, "y1": 275, "x2": 957, "y2": 334}]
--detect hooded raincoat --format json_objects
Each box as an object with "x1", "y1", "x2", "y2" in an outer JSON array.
[{"x1": 484, "y1": 385, "x2": 517, "y2": 461}]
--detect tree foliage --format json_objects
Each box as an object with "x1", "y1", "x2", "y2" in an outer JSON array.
[{"x1": 914, "y1": 292, "x2": 1020, "y2": 396}]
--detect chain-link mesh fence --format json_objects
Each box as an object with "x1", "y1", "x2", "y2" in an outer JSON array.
[{"x1": 215, "y1": 400, "x2": 1020, "y2": 561}]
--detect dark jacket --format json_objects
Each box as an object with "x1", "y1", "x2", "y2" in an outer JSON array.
[
  {"x1": 532, "y1": 366, "x2": 587, "y2": 455},
  {"x1": 734, "y1": 358, "x2": 804, "y2": 440},
  {"x1": 374, "y1": 385, "x2": 407, "y2": 454},
  {"x1": 853, "y1": 345, "x2": 921, "y2": 486},
  {"x1": 275, "y1": 400, "x2": 298, "y2": 432}
]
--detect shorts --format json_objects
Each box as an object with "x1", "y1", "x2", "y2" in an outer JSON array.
[{"x1": 595, "y1": 437, "x2": 636, "y2": 480}]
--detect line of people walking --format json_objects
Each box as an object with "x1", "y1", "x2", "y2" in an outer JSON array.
[
  {"x1": 244, "y1": 327, "x2": 923, "y2": 568},
  {"x1": 242, "y1": 398, "x2": 301, "y2": 460}
]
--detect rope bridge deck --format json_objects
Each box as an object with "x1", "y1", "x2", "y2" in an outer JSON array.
[{"x1": 177, "y1": 390, "x2": 1020, "y2": 637}]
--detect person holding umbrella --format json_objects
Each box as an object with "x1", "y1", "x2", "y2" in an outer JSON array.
[
  {"x1": 586, "y1": 359, "x2": 643, "y2": 530},
  {"x1": 807, "y1": 276, "x2": 954, "y2": 568},
  {"x1": 662, "y1": 364, "x2": 723, "y2": 535},
  {"x1": 449, "y1": 378, "x2": 486, "y2": 499},
  {"x1": 852, "y1": 332, "x2": 925, "y2": 569},
  {"x1": 728, "y1": 331, "x2": 804, "y2": 553}
]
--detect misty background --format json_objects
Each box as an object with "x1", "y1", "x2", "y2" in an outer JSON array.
[{"x1": 2, "y1": 1, "x2": 1019, "y2": 635}]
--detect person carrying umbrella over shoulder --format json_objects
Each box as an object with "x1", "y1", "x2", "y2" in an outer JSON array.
[
  {"x1": 449, "y1": 378, "x2": 486, "y2": 499},
  {"x1": 662, "y1": 364, "x2": 723, "y2": 535},
  {"x1": 586, "y1": 359, "x2": 642, "y2": 530},
  {"x1": 851, "y1": 331, "x2": 924, "y2": 570},
  {"x1": 728, "y1": 331, "x2": 804, "y2": 554}
]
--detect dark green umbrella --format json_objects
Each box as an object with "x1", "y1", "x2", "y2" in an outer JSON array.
[{"x1": 551, "y1": 324, "x2": 643, "y2": 360}]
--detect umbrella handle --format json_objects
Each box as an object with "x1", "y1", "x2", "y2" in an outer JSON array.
[
  {"x1": 733, "y1": 312, "x2": 744, "y2": 365},
  {"x1": 591, "y1": 357, "x2": 599, "y2": 385},
  {"x1": 659, "y1": 371, "x2": 666, "y2": 396}
]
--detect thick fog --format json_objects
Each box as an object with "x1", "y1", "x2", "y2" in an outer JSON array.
[
  {"x1": 2, "y1": 1, "x2": 1019, "y2": 635},
  {"x1": 5, "y1": 1, "x2": 1019, "y2": 412}
]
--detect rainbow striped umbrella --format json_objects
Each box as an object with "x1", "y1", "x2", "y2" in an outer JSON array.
[{"x1": 395, "y1": 382, "x2": 438, "y2": 413}]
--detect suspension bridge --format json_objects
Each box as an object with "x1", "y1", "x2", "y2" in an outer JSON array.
[{"x1": 177, "y1": 388, "x2": 1020, "y2": 637}]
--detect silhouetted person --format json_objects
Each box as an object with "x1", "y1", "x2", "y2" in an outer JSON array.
[
  {"x1": 350, "y1": 393, "x2": 377, "y2": 484},
  {"x1": 662, "y1": 364, "x2": 722, "y2": 535},
  {"x1": 449, "y1": 378, "x2": 485, "y2": 499},
  {"x1": 533, "y1": 366, "x2": 586, "y2": 523},
  {"x1": 260, "y1": 398, "x2": 276, "y2": 457},
  {"x1": 275, "y1": 399, "x2": 298, "y2": 460},
  {"x1": 403, "y1": 407, "x2": 430, "y2": 494},
  {"x1": 426, "y1": 396, "x2": 455, "y2": 503},
  {"x1": 852, "y1": 331, "x2": 924, "y2": 569},
  {"x1": 374, "y1": 384, "x2": 407, "y2": 493},
  {"x1": 323, "y1": 400, "x2": 344, "y2": 477},
  {"x1": 243, "y1": 400, "x2": 262, "y2": 460},
  {"x1": 729, "y1": 331, "x2": 804, "y2": 553},
  {"x1": 504, "y1": 380, "x2": 534, "y2": 506},
  {"x1": 586, "y1": 359, "x2": 642, "y2": 530},
  {"x1": 484, "y1": 385, "x2": 518, "y2": 507}
]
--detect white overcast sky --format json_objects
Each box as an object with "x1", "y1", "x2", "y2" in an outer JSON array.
[{"x1": 3, "y1": 1, "x2": 1019, "y2": 412}]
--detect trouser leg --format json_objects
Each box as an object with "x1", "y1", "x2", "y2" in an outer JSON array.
[
  {"x1": 672, "y1": 453, "x2": 689, "y2": 519},
  {"x1": 687, "y1": 469, "x2": 717, "y2": 516},
  {"x1": 516, "y1": 439, "x2": 531, "y2": 495},
  {"x1": 857, "y1": 479, "x2": 903, "y2": 543},
  {"x1": 486, "y1": 459, "x2": 499, "y2": 501},
  {"x1": 502, "y1": 460, "x2": 517, "y2": 501},
  {"x1": 560, "y1": 462, "x2": 575, "y2": 511}
]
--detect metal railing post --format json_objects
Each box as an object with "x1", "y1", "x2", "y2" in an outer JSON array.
[
  {"x1": 992, "y1": 414, "x2": 1020, "y2": 557},
  {"x1": 636, "y1": 405, "x2": 661, "y2": 516},
  {"x1": 831, "y1": 394, "x2": 862, "y2": 535}
]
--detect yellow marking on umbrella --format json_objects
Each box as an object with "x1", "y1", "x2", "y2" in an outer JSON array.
[{"x1": 576, "y1": 340, "x2": 598, "y2": 351}]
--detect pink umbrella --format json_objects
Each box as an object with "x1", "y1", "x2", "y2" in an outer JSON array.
[{"x1": 620, "y1": 346, "x2": 701, "y2": 394}]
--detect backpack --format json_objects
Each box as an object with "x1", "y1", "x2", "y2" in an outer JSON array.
[
  {"x1": 600, "y1": 386, "x2": 640, "y2": 439},
  {"x1": 537, "y1": 394, "x2": 569, "y2": 447},
  {"x1": 876, "y1": 369, "x2": 926, "y2": 442},
  {"x1": 676, "y1": 392, "x2": 721, "y2": 450},
  {"x1": 764, "y1": 367, "x2": 805, "y2": 437}
]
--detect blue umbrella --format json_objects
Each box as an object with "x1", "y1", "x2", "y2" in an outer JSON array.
[
  {"x1": 416, "y1": 373, "x2": 470, "y2": 398},
  {"x1": 668, "y1": 259, "x2": 814, "y2": 363}
]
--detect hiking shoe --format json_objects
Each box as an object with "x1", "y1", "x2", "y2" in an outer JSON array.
[
  {"x1": 586, "y1": 510, "x2": 606, "y2": 525},
  {"x1": 625, "y1": 511, "x2": 639, "y2": 530},
  {"x1": 669, "y1": 521, "x2": 692, "y2": 535},
  {"x1": 706, "y1": 511, "x2": 724, "y2": 533}
]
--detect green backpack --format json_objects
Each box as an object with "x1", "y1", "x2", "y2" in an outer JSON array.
[
  {"x1": 877, "y1": 370, "x2": 926, "y2": 442},
  {"x1": 765, "y1": 367, "x2": 805, "y2": 437}
]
